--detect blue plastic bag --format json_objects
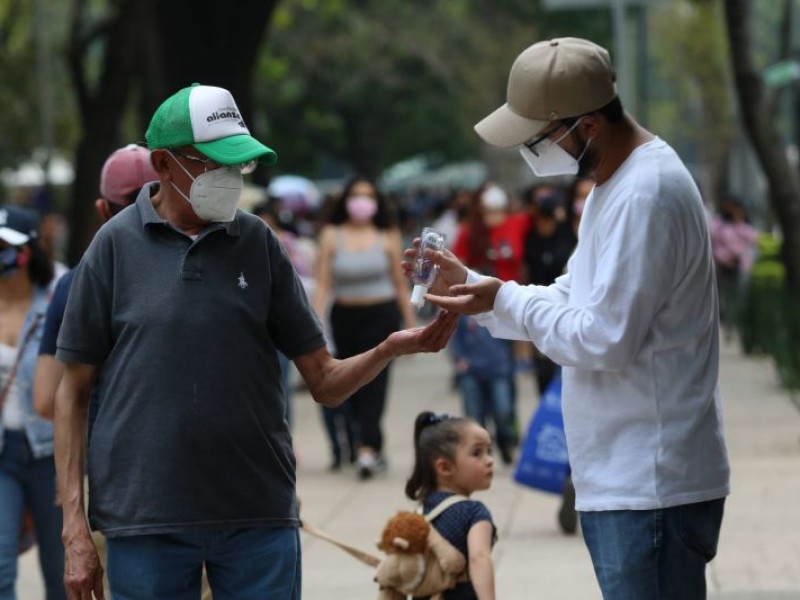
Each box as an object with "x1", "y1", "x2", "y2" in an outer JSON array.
[{"x1": 513, "y1": 372, "x2": 570, "y2": 494}]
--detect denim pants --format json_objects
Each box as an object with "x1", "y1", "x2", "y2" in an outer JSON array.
[
  {"x1": 0, "y1": 430, "x2": 65, "y2": 600},
  {"x1": 106, "y1": 526, "x2": 301, "y2": 600},
  {"x1": 580, "y1": 498, "x2": 725, "y2": 600},
  {"x1": 458, "y1": 373, "x2": 515, "y2": 448}
]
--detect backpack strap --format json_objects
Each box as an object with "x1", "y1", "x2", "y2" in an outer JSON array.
[{"x1": 423, "y1": 494, "x2": 470, "y2": 522}]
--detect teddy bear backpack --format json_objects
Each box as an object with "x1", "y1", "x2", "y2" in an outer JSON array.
[{"x1": 301, "y1": 494, "x2": 470, "y2": 600}]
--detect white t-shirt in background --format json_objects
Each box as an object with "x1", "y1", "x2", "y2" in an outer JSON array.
[{"x1": 0, "y1": 343, "x2": 24, "y2": 430}]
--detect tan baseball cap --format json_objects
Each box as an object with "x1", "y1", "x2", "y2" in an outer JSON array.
[{"x1": 475, "y1": 37, "x2": 617, "y2": 148}]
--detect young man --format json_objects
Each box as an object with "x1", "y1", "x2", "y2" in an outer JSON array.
[
  {"x1": 55, "y1": 84, "x2": 456, "y2": 600},
  {"x1": 417, "y1": 38, "x2": 729, "y2": 600}
]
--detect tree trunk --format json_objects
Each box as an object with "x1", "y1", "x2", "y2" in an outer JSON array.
[
  {"x1": 153, "y1": 0, "x2": 277, "y2": 130},
  {"x1": 67, "y1": 0, "x2": 144, "y2": 264},
  {"x1": 724, "y1": 0, "x2": 800, "y2": 292}
]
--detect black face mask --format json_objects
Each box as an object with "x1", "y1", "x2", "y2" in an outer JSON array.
[{"x1": 0, "y1": 247, "x2": 20, "y2": 278}]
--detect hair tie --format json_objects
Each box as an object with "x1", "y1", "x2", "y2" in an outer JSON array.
[{"x1": 423, "y1": 413, "x2": 452, "y2": 426}]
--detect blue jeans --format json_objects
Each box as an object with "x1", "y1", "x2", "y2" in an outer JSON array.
[
  {"x1": 458, "y1": 373, "x2": 515, "y2": 448},
  {"x1": 580, "y1": 498, "x2": 725, "y2": 600},
  {"x1": 0, "y1": 430, "x2": 65, "y2": 600},
  {"x1": 106, "y1": 526, "x2": 301, "y2": 600}
]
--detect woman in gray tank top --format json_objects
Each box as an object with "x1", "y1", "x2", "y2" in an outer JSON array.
[{"x1": 313, "y1": 176, "x2": 416, "y2": 478}]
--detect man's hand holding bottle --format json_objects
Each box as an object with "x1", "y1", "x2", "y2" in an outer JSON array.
[{"x1": 402, "y1": 238, "x2": 504, "y2": 316}]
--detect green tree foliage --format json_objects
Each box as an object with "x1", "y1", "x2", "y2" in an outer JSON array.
[
  {"x1": 0, "y1": 0, "x2": 78, "y2": 169},
  {"x1": 256, "y1": 0, "x2": 612, "y2": 179},
  {"x1": 258, "y1": 0, "x2": 489, "y2": 178},
  {"x1": 648, "y1": 0, "x2": 734, "y2": 205}
]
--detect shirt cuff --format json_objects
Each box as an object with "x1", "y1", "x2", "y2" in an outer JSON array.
[
  {"x1": 493, "y1": 280, "x2": 524, "y2": 322},
  {"x1": 465, "y1": 269, "x2": 483, "y2": 285},
  {"x1": 466, "y1": 270, "x2": 501, "y2": 324}
]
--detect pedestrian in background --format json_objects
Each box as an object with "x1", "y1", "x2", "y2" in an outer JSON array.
[
  {"x1": 253, "y1": 198, "x2": 318, "y2": 428},
  {"x1": 709, "y1": 197, "x2": 757, "y2": 341},
  {"x1": 453, "y1": 183, "x2": 530, "y2": 283},
  {"x1": 0, "y1": 206, "x2": 63, "y2": 600},
  {"x1": 449, "y1": 315, "x2": 515, "y2": 465},
  {"x1": 523, "y1": 188, "x2": 576, "y2": 396},
  {"x1": 453, "y1": 183, "x2": 532, "y2": 377},
  {"x1": 416, "y1": 37, "x2": 729, "y2": 600},
  {"x1": 313, "y1": 176, "x2": 416, "y2": 478}
]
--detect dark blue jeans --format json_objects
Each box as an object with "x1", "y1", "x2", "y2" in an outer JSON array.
[
  {"x1": 580, "y1": 498, "x2": 725, "y2": 600},
  {"x1": 106, "y1": 526, "x2": 301, "y2": 600},
  {"x1": 0, "y1": 430, "x2": 65, "y2": 600},
  {"x1": 458, "y1": 373, "x2": 515, "y2": 448}
]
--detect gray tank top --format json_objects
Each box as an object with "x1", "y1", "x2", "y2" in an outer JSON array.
[{"x1": 331, "y1": 229, "x2": 395, "y2": 300}]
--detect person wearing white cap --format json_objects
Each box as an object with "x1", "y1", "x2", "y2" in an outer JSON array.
[
  {"x1": 0, "y1": 205, "x2": 63, "y2": 599},
  {"x1": 53, "y1": 83, "x2": 457, "y2": 600},
  {"x1": 410, "y1": 38, "x2": 729, "y2": 599}
]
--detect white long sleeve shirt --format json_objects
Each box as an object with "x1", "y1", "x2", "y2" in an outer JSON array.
[{"x1": 475, "y1": 138, "x2": 730, "y2": 511}]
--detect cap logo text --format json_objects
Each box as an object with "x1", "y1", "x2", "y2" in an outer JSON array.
[{"x1": 207, "y1": 106, "x2": 246, "y2": 128}]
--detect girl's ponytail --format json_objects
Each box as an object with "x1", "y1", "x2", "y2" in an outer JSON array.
[{"x1": 405, "y1": 412, "x2": 468, "y2": 501}]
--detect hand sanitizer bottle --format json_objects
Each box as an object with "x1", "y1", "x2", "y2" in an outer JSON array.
[{"x1": 410, "y1": 227, "x2": 447, "y2": 310}]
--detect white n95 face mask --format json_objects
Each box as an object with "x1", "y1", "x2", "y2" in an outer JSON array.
[
  {"x1": 519, "y1": 119, "x2": 591, "y2": 178},
  {"x1": 168, "y1": 151, "x2": 244, "y2": 222},
  {"x1": 519, "y1": 140, "x2": 580, "y2": 177}
]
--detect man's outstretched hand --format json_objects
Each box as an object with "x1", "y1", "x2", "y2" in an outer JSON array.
[
  {"x1": 401, "y1": 238, "x2": 503, "y2": 315},
  {"x1": 385, "y1": 309, "x2": 459, "y2": 356},
  {"x1": 425, "y1": 278, "x2": 503, "y2": 316}
]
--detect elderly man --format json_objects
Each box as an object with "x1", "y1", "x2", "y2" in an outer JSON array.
[
  {"x1": 417, "y1": 39, "x2": 729, "y2": 600},
  {"x1": 55, "y1": 83, "x2": 456, "y2": 600}
]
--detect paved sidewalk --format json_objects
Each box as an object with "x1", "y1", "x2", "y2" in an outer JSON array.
[{"x1": 17, "y1": 339, "x2": 800, "y2": 598}]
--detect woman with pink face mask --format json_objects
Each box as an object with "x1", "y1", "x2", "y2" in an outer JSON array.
[{"x1": 313, "y1": 176, "x2": 415, "y2": 478}]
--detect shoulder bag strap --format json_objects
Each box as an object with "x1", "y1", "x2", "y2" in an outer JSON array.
[{"x1": 0, "y1": 313, "x2": 43, "y2": 410}]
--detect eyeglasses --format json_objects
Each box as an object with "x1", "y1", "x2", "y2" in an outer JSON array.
[
  {"x1": 171, "y1": 149, "x2": 257, "y2": 175},
  {"x1": 523, "y1": 119, "x2": 582, "y2": 156}
]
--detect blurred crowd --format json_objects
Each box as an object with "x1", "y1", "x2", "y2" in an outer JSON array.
[
  {"x1": 0, "y1": 159, "x2": 761, "y2": 596},
  {"x1": 2, "y1": 171, "x2": 762, "y2": 462},
  {"x1": 243, "y1": 173, "x2": 595, "y2": 501}
]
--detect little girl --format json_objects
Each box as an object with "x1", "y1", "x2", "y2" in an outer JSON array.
[{"x1": 405, "y1": 411, "x2": 497, "y2": 600}]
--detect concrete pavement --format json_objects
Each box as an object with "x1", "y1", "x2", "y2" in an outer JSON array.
[{"x1": 17, "y1": 339, "x2": 800, "y2": 598}]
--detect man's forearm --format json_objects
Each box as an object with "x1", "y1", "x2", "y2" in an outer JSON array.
[
  {"x1": 301, "y1": 342, "x2": 395, "y2": 407},
  {"x1": 295, "y1": 311, "x2": 458, "y2": 407},
  {"x1": 54, "y1": 368, "x2": 93, "y2": 530}
]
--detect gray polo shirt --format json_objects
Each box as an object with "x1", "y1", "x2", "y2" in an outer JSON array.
[{"x1": 57, "y1": 183, "x2": 326, "y2": 537}]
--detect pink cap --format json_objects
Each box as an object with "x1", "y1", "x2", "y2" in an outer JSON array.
[{"x1": 99, "y1": 144, "x2": 158, "y2": 205}]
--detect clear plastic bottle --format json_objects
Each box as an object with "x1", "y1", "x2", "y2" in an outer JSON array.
[{"x1": 410, "y1": 227, "x2": 447, "y2": 310}]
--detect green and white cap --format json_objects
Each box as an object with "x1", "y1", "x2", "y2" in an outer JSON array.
[{"x1": 145, "y1": 83, "x2": 277, "y2": 166}]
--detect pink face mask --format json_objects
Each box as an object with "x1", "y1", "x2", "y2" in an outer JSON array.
[{"x1": 346, "y1": 195, "x2": 378, "y2": 223}]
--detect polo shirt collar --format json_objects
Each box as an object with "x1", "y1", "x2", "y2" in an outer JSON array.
[{"x1": 135, "y1": 182, "x2": 241, "y2": 237}]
